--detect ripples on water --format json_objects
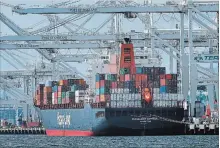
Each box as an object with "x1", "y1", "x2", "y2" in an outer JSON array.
[{"x1": 0, "y1": 135, "x2": 218, "y2": 148}]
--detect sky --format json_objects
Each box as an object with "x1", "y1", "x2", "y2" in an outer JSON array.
[{"x1": 0, "y1": 0, "x2": 218, "y2": 81}]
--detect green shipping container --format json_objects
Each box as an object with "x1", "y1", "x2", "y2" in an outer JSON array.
[
  {"x1": 107, "y1": 74, "x2": 117, "y2": 81},
  {"x1": 71, "y1": 85, "x2": 78, "y2": 92},
  {"x1": 58, "y1": 98, "x2": 62, "y2": 104},
  {"x1": 61, "y1": 92, "x2": 66, "y2": 99},
  {"x1": 119, "y1": 68, "x2": 130, "y2": 75},
  {"x1": 66, "y1": 91, "x2": 75, "y2": 97}
]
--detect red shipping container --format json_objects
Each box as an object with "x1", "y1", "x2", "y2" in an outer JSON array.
[
  {"x1": 165, "y1": 74, "x2": 172, "y2": 80},
  {"x1": 63, "y1": 80, "x2": 68, "y2": 85},
  {"x1": 96, "y1": 82, "x2": 100, "y2": 88},
  {"x1": 135, "y1": 81, "x2": 141, "y2": 88},
  {"x1": 44, "y1": 87, "x2": 52, "y2": 92},
  {"x1": 135, "y1": 74, "x2": 141, "y2": 82},
  {"x1": 54, "y1": 92, "x2": 58, "y2": 98},
  {"x1": 125, "y1": 74, "x2": 130, "y2": 81},
  {"x1": 100, "y1": 80, "x2": 105, "y2": 87},
  {"x1": 96, "y1": 96, "x2": 100, "y2": 103},
  {"x1": 141, "y1": 74, "x2": 147, "y2": 81},
  {"x1": 111, "y1": 82, "x2": 117, "y2": 88},
  {"x1": 160, "y1": 79, "x2": 166, "y2": 86},
  {"x1": 160, "y1": 74, "x2": 166, "y2": 79},
  {"x1": 119, "y1": 75, "x2": 125, "y2": 81}
]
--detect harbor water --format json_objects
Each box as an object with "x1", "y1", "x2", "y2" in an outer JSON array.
[{"x1": 0, "y1": 135, "x2": 218, "y2": 148}]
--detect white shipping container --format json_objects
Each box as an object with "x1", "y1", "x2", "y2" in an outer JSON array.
[
  {"x1": 75, "y1": 90, "x2": 85, "y2": 97},
  {"x1": 75, "y1": 96, "x2": 84, "y2": 103},
  {"x1": 124, "y1": 88, "x2": 129, "y2": 93},
  {"x1": 153, "y1": 88, "x2": 160, "y2": 93}
]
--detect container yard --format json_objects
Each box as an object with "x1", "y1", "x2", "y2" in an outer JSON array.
[{"x1": 0, "y1": 0, "x2": 219, "y2": 136}]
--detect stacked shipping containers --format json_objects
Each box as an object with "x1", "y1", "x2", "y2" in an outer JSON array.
[
  {"x1": 95, "y1": 74, "x2": 111, "y2": 103},
  {"x1": 95, "y1": 66, "x2": 181, "y2": 108},
  {"x1": 35, "y1": 84, "x2": 44, "y2": 106},
  {"x1": 159, "y1": 74, "x2": 178, "y2": 94},
  {"x1": 34, "y1": 79, "x2": 87, "y2": 106}
]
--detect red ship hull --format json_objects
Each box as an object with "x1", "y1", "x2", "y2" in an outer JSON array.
[{"x1": 46, "y1": 129, "x2": 94, "y2": 136}]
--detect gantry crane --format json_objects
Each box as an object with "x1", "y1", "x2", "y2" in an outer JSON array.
[{"x1": 0, "y1": 0, "x2": 219, "y2": 118}]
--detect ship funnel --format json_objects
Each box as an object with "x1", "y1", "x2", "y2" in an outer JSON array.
[{"x1": 123, "y1": 38, "x2": 131, "y2": 44}]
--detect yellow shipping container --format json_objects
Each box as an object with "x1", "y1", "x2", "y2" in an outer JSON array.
[{"x1": 100, "y1": 95, "x2": 105, "y2": 102}]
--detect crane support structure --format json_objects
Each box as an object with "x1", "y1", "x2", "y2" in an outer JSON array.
[
  {"x1": 0, "y1": 0, "x2": 218, "y2": 119},
  {"x1": 0, "y1": 30, "x2": 217, "y2": 41},
  {"x1": 1, "y1": 41, "x2": 218, "y2": 50},
  {"x1": 12, "y1": 3, "x2": 218, "y2": 14}
]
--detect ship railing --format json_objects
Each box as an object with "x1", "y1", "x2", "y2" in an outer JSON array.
[
  {"x1": 152, "y1": 99, "x2": 184, "y2": 108},
  {"x1": 91, "y1": 102, "x2": 106, "y2": 108},
  {"x1": 35, "y1": 103, "x2": 84, "y2": 109}
]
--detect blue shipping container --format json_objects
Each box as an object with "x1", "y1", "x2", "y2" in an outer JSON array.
[
  {"x1": 136, "y1": 67, "x2": 142, "y2": 74},
  {"x1": 95, "y1": 74, "x2": 100, "y2": 82},
  {"x1": 100, "y1": 87, "x2": 105, "y2": 94},
  {"x1": 99, "y1": 87, "x2": 109, "y2": 94},
  {"x1": 160, "y1": 86, "x2": 166, "y2": 93},
  {"x1": 96, "y1": 89, "x2": 100, "y2": 95},
  {"x1": 52, "y1": 86, "x2": 58, "y2": 92}
]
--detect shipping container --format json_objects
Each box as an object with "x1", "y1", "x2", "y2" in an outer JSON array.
[
  {"x1": 165, "y1": 74, "x2": 172, "y2": 80},
  {"x1": 160, "y1": 79, "x2": 166, "y2": 86},
  {"x1": 136, "y1": 67, "x2": 142, "y2": 74},
  {"x1": 75, "y1": 96, "x2": 84, "y2": 103},
  {"x1": 75, "y1": 90, "x2": 86, "y2": 97},
  {"x1": 70, "y1": 85, "x2": 78, "y2": 91},
  {"x1": 58, "y1": 97, "x2": 62, "y2": 104},
  {"x1": 44, "y1": 87, "x2": 52, "y2": 92},
  {"x1": 96, "y1": 96, "x2": 100, "y2": 103},
  {"x1": 96, "y1": 89, "x2": 100, "y2": 95},
  {"x1": 52, "y1": 86, "x2": 58, "y2": 92},
  {"x1": 119, "y1": 68, "x2": 130, "y2": 75},
  {"x1": 100, "y1": 87, "x2": 110, "y2": 94},
  {"x1": 61, "y1": 92, "x2": 66, "y2": 99},
  {"x1": 160, "y1": 86, "x2": 167, "y2": 93},
  {"x1": 96, "y1": 74, "x2": 105, "y2": 82}
]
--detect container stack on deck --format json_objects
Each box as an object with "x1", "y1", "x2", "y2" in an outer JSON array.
[
  {"x1": 35, "y1": 84, "x2": 44, "y2": 106},
  {"x1": 34, "y1": 79, "x2": 87, "y2": 106},
  {"x1": 95, "y1": 66, "x2": 181, "y2": 107}
]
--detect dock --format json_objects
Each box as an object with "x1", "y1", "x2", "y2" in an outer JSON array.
[
  {"x1": 0, "y1": 127, "x2": 46, "y2": 135},
  {"x1": 185, "y1": 117, "x2": 219, "y2": 135}
]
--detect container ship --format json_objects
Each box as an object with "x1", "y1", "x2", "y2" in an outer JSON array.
[{"x1": 34, "y1": 38, "x2": 186, "y2": 136}]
